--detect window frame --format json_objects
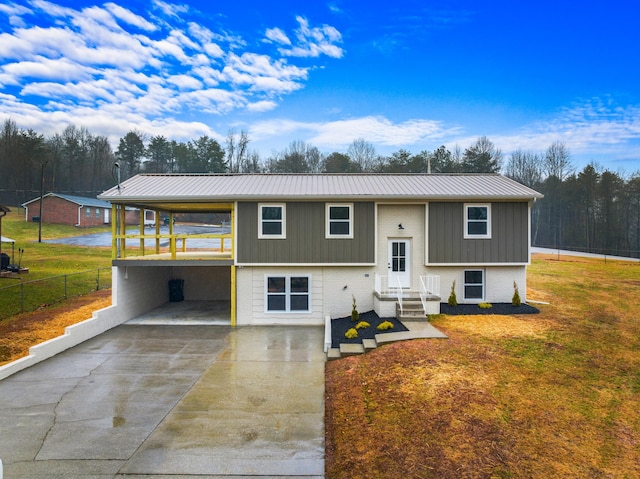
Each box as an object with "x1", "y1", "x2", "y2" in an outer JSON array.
[
  {"x1": 464, "y1": 203, "x2": 491, "y2": 239},
  {"x1": 325, "y1": 203, "x2": 353, "y2": 239},
  {"x1": 85, "y1": 207, "x2": 91, "y2": 217},
  {"x1": 264, "y1": 274, "x2": 311, "y2": 313},
  {"x1": 258, "y1": 203, "x2": 286, "y2": 239},
  {"x1": 463, "y1": 269, "x2": 485, "y2": 301}
]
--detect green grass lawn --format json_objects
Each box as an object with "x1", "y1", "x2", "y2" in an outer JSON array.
[
  {"x1": 1, "y1": 206, "x2": 112, "y2": 277},
  {"x1": 1, "y1": 206, "x2": 113, "y2": 318}
]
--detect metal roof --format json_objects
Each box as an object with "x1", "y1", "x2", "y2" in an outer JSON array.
[
  {"x1": 22, "y1": 193, "x2": 111, "y2": 209},
  {"x1": 98, "y1": 173, "x2": 543, "y2": 205}
]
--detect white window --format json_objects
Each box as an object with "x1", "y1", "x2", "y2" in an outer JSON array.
[
  {"x1": 85, "y1": 207, "x2": 91, "y2": 217},
  {"x1": 326, "y1": 204, "x2": 353, "y2": 238},
  {"x1": 464, "y1": 204, "x2": 491, "y2": 239},
  {"x1": 259, "y1": 204, "x2": 285, "y2": 239},
  {"x1": 464, "y1": 270, "x2": 485, "y2": 300},
  {"x1": 265, "y1": 275, "x2": 311, "y2": 313},
  {"x1": 95, "y1": 208, "x2": 101, "y2": 218}
]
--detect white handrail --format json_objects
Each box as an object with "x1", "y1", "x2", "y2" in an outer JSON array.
[
  {"x1": 396, "y1": 276, "x2": 403, "y2": 314},
  {"x1": 419, "y1": 275, "x2": 441, "y2": 315},
  {"x1": 419, "y1": 276, "x2": 428, "y2": 313},
  {"x1": 324, "y1": 315, "x2": 331, "y2": 353}
]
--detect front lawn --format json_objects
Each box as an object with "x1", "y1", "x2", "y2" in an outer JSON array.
[{"x1": 325, "y1": 254, "x2": 640, "y2": 478}]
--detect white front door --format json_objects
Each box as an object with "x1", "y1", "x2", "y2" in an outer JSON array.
[{"x1": 388, "y1": 239, "x2": 410, "y2": 289}]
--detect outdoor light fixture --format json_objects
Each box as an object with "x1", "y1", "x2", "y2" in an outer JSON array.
[{"x1": 398, "y1": 223, "x2": 404, "y2": 230}]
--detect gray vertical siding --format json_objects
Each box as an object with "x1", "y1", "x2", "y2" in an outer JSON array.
[
  {"x1": 237, "y1": 202, "x2": 375, "y2": 263},
  {"x1": 428, "y1": 202, "x2": 530, "y2": 263}
]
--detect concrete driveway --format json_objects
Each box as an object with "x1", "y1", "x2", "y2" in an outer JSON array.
[{"x1": 0, "y1": 324, "x2": 325, "y2": 478}]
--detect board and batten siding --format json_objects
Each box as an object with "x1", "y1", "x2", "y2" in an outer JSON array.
[
  {"x1": 428, "y1": 202, "x2": 530, "y2": 264},
  {"x1": 236, "y1": 201, "x2": 375, "y2": 264}
]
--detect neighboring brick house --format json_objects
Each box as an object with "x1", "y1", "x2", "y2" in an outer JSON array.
[
  {"x1": 22, "y1": 193, "x2": 155, "y2": 227},
  {"x1": 98, "y1": 173, "x2": 543, "y2": 327}
]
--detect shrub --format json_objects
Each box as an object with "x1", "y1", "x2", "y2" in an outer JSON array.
[
  {"x1": 479, "y1": 302, "x2": 493, "y2": 309},
  {"x1": 345, "y1": 328, "x2": 358, "y2": 339},
  {"x1": 377, "y1": 320, "x2": 394, "y2": 331},
  {"x1": 512, "y1": 281, "x2": 522, "y2": 306},
  {"x1": 351, "y1": 295, "x2": 359, "y2": 322},
  {"x1": 355, "y1": 321, "x2": 370, "y2": 330},
  {"x1": 448, "y1": 280, "x2": 458, "y2": 307}
]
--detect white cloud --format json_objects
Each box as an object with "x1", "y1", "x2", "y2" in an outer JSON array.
[
  {"x1": 152, "y1": 0, "x2": 189, "y2": 19},
  {"x1": 166, "y1": 74, "x2": 203, "y2": 90},
  {"x1": 0, "y1": 3, "x2": 32, "y2": 27},
  {"x1": 444, "y1": 97, "x2": 640, "y2": 169},
  {"x1": 0, "y1": 1, "x2": 341, "y2": 126},
  {"x1": 275, "y1": 16, "x2": 344, "y2": 58},
  {"x1": 264, "y1": 27, "x2": 291, "y2": 45},
  {"x1": 310, "y1": 116, "x2": 456, "y2": 146},
  {"x1": 249, "y1": 115, "x2": 460, "y2": 149},
  {"x1": 104, "y1": 2, "x2": 157, "y2": 31},
  {"x1": 247, "y1": 100, "x2": 278, "y2": 112},
  {"x1": 0, "y1": 0, "x2": 348, "y2": 152}
]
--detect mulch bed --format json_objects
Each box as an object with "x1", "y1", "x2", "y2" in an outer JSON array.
[
  {"x1": 439, "y1": 302, "x2": 540, "y2": 315},
  {"x1": 331, "y1": 310, "x2": 407, "y2": 348}
]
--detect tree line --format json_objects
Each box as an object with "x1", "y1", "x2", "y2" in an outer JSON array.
[{"x1": 1, "y1": 118, "x2": 638, "y2": 258}]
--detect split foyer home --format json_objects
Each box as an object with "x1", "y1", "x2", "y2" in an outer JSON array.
[{"x1": 97, "y1": 173, "x2": 543, "y2": 326}]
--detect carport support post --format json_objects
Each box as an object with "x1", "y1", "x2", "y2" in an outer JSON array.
[
  {"x1": 231, "y1": 265, "x2": 236, "y2": 327},
  {"x1": 111, "y1": 204, "x2": 117, "y2": 259},
  {"x1": 139, "y1": 209, "x2": 145, "y2": 255},
  {"x1": 119, "y1": 205, "x2": 126, "y2": 258},
  {"x1": 169, "y1": 212, "x2": 176, "y2": 259},
  {"x1": 155, "y1": 215, "x2": 160, "y2": 254}
]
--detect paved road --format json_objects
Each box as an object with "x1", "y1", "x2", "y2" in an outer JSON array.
[
  {"x1": 531, "y1": 247, "x2": 640, "y2": 262},
  {"x1": 0, "y1": 324, "x2": 325, "y2": 478}
]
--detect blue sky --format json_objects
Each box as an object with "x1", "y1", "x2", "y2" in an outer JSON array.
[{"x1": 1, "y1": 0, "x2": 639, "y2": 172}]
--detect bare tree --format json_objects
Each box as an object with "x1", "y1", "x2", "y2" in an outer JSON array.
[
  {"x1": 226, "y1": 129, "x2": 249, "y2": 173},
  {"x1": 544, "y1": 141, "x2": 574, "y2": 180},
  {"x1": 347, "y1": 138, "x2": 377, "y2": 172},
  {"x1": 505, "y1": 149, "x2": 543, "y2": 187}
]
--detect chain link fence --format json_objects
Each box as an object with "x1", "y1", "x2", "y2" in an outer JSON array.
[{"x1": 0, "y1": 268, "x2": 111, "y2": 320}]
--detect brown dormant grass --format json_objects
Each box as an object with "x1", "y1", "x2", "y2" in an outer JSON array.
[
  {"x1": 325, "y1": 254, "x2": 640, "y2": 478},
  {"x1": 0, "y1": 289, "x2": 111, "y2": 365}
]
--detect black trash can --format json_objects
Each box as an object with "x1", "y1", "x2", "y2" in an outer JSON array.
[
  {"x1": 0, "y1": 253, "x2": 9, "y2": 270},
  {"x1": 168, "y1": 279, "x2": 184, "y2": 302}
]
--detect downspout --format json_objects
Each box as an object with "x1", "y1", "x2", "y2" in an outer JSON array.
[{"x1": 76, "y1": 205, "x2": 82, "y2": 227}]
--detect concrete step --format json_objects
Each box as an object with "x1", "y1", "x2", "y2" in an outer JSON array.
[
  {"x1": 339, "y1": 343, "x2": 365, "y2": 356},
  {"x1": 362, "y1": 338, "x2": 377, "y2": 351},
  {"x1": 396, "y1": 299, "x2": 426, "y2": 322},
  {"x1": 327, "y1": 348, "x2": 342, "y2": 360}
]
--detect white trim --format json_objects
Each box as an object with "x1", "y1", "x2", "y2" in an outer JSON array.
[
  {"x1": 258, "y1": 203, "x2": 286, "y2": 239},
  {"x1": 325, "y1": 203, "x2": 353, "y2": 239},
  {"x1": 374, "y1": 203, "x2": 378, "y2": 265},
  {"x1": 388, "y1": 238, "x2": 411, "y2": 288},
  {"x1": 464, "y1": 203, "x2": 491, "y2": 239},
  {"x1": 264, "y1": 274, "x2": 311, "y2": 313},
  {"x1": 463, "y1": 268, "x2": 485, "y2": 301},
  {"x1": 528, "y1": 202, "x2": 532, "y2": 256},
  {"x1": 428, "y1": 262, "x2": 528, "y2": 267},
  {"x1": 424, "y1": 201, "x2": 429, "y2": 265},
  {"x1": 238, "y1": 262, "x2": 376, "y2": 267}
]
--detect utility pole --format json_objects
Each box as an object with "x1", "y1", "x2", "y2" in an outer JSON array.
[{"x1": 38, "y1": 161, "x2": 47, "y2": 243}]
